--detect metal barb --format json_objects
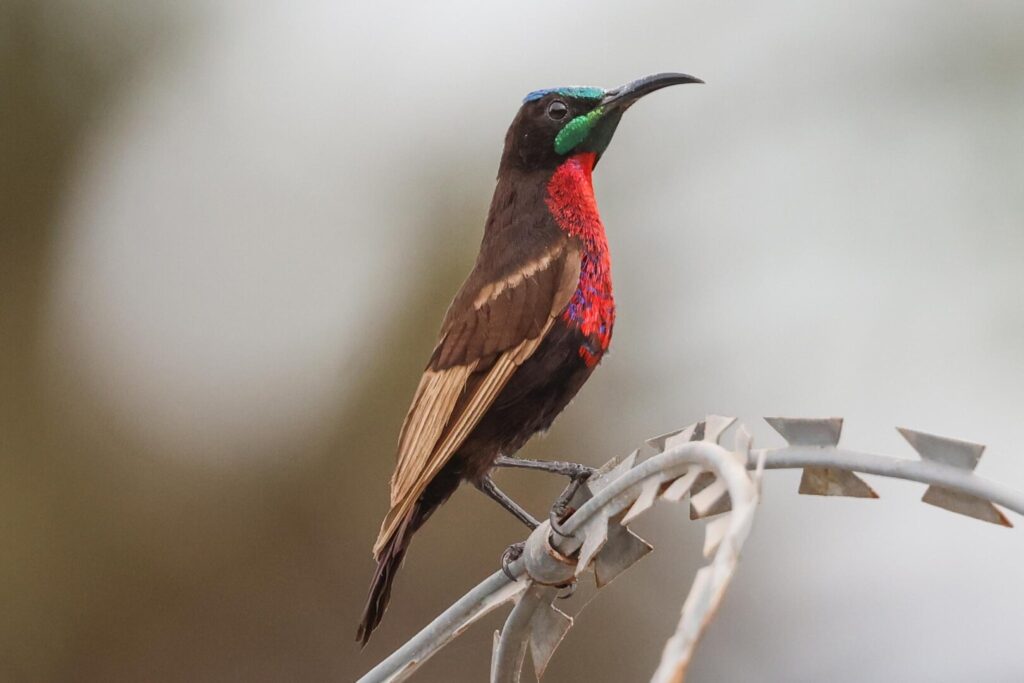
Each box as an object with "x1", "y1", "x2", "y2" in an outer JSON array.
[
  {"x1": 586, "y1": 450, "x2": 638, "y2": 496},
  {"x1": 529, "y1": 602, "x2": 573, "y2": 679},
  {"x1": 593, "y1": 521, "x2": 653, "y2": 587},
  {"x1": 646, "y1": 428, "x2": 688, "y2": 453},
  {"x1": 765, "y1": 416, "x2": 843, "y2": 446},
  {"x1": 690, "y1": 475, "x2": 729, "y2": 518},
  {"x1": 621, "y1": 475, "x2": 665, "y2": 525},
  {"x1": 767, "y1": 416, "x2": 877, "y2": 498},
  {"x1": 798, "y1": 466, "x2": 879, "y2": 499},
  {"x1": 898, "y1": 427, "x2": 1010, "y2": 526},
  {"x1": 662, "y1": 466, "x2": 702, "y2": 502},
  {"x1": 662, "y1": 424, "x2": 699, "y2": 452},
  {"x1": 703, "y1": 415, "x2": 737, "y2": 444},
  {"x1": 897, "y1": 427, "x2": 985, "y2": 469}
]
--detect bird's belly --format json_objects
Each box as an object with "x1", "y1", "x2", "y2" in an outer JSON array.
[{"x1": 454, "y1": 321, "x2": 599, "y2": 480}]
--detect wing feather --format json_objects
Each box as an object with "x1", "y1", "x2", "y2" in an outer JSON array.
[{"x1": 373, "y1": 239, "x2": 581, "y2": 555}]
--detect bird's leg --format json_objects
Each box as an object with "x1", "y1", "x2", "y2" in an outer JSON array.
[
  {"x1": 474, "y1": 475, "x2": 539, "y2": 530},
  {"x1": 493, "y1": 455, "x2": 596, "y2": 480},
  {"x1": 493, "y1": 455, "x2": 595, "y2": 538},
  {"x1": 474, "y1": 476, "x2": 537, "y2": 582}
]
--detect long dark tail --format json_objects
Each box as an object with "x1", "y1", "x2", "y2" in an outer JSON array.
[
  {"x1": 356, "y1": 510, "x2": 416, "y2": 646},
  {"x1": 357, "y1": 473, "x2": 457, "y2": 646}
]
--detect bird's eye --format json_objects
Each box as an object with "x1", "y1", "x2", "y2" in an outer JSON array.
[{"x1": 547, "y1": 100, "x2": 568, "y2": 121}]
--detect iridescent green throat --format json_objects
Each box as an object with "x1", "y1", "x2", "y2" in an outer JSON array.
[{"x1": 554, "y1": 106, "x2": 605, "y2": 155}]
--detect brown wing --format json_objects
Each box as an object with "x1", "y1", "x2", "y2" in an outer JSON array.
[{"x1": 373, "y1": 237, "x2": 581, "y2": 556}]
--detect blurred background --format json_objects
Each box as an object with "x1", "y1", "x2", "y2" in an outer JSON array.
[{"x1": 3, "y1": 0, "x2": 1023, "y2": 680}]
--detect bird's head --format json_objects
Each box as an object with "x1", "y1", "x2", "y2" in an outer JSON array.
[{"x1": 500, "y1": 72, "x2": 702, "y2": 173}]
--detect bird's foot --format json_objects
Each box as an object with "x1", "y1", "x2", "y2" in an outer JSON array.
[
  {"x1": 557, "y1": 579, "x2": 577, "y2": 600},
  {"x1": 544, "y1": 461, "x2": 597, "y2": 480},
  {"x1": 501, "y1": 542, "x2": 525, "y2": 581},
  {"x1": 548, "y1": 468, "x2": 594, "y2": 537}
]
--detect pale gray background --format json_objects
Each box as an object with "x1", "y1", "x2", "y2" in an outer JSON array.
[{"x1": 3, "y1": 0, "x2": 1023, "y2": 680}]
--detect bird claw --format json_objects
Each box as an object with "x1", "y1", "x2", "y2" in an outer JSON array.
[
  {"x1": 501, "y1": 542, "x2": 525, "y2": 581},
  {"x1": 501, "y1": 465, "x2": 593, "y2": 579},
  {"x1": 548, "y1": 505, "x2": 572, "y2": 538},
  {"x1": 558, "y1": 462, "x2": 596, "y2": 480},
  {"x1": 556, "y1": 580, "x2": 577, "y2": 600},
  {"x1": 548, "y1": 467, "x2": 593, "y2": 536}
]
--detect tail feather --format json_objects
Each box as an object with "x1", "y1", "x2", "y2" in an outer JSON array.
[
  {"x1": 358, "y1": 464, "x2": 463, "y2": 646},
  {"x1": 357, "y1": 484, "x2": 450, "y2": 646},
  {"x1": 357, "y1": 512, "x2": 414, "y2": 646}
]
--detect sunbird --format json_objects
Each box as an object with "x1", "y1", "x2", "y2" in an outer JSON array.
[{"x1": 359, "y1": 73, "x2": 702, "y2": 645}]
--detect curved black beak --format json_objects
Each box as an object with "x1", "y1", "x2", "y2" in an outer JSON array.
[
  {"x1": 576, "y1": 72, "x2": 702, "y2": 163},
  {"x1": 600, "y1": 72, "x2": 703, "y2": 112}
]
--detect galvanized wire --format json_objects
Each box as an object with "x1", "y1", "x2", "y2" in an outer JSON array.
[
  {"x1": 359, "y1": 430, "x2": 757, "y2": 682},
  {"x1": 358, "y1": 569, "x2": 524, "y2": 683},
  {"x1": 357, "y1": 418, "x2": 1023, "y2": 683},
  {"x1": 755, "y1": 447, "x2": 1024, "y2": 516}
]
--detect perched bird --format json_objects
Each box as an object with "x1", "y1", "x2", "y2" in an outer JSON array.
[{"x1": 358, "y1": 73, "x2": 701, "y2": 645}]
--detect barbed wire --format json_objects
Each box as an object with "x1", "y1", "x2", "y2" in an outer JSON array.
[{"x1": 358, "y1": 416, "x2": 1022, "y2": 683}]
